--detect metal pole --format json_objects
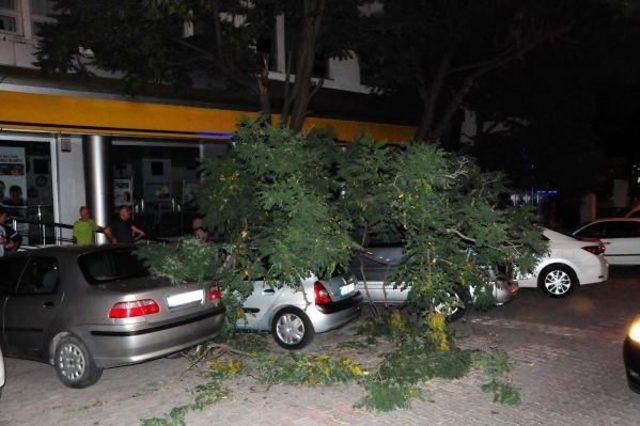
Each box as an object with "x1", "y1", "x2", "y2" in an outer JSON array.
[{"x1": 83, "y1": 135, "x2": 113, "y2": 245}]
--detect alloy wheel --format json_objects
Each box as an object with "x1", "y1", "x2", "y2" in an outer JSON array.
[
  {"x1": 544, "y1": 270, "x2": 572, "y2": 295},
  {"x1": 57, "y1": 343, "x2": 86, "y2": 382},
  {"x1": 275, "y1": 313, "x2": 306, "y2": 345}
]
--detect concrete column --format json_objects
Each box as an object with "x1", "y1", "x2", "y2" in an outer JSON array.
[{"x1": 83, "y1": 135, "x2": 112, "y2": 244}]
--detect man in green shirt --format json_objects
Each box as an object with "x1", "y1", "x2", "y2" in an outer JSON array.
[{"x1": 73, "y1": 206, "x2": 99, "y2": 245}]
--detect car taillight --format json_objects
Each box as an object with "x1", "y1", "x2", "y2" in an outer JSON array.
[
  {"x1": 108, "y1": 299, "x2": 160, "y2": 319},
  {"x1": 582, "y1": 245, "x2": 605, "y2": 256},
  {"x1": 314, "y1": 281, "x2": 332, "y2": 305},
  {"x1": 207, "y1": 285, "x2": 222, "y2": 301}
]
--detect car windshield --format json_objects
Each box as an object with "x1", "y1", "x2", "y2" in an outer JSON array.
[{"x1": 78, "y1": 249, "x2": 149, "y2": 284}]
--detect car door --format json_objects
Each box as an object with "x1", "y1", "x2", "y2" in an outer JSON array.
[
  {"x1": 0, "y1": 254, "x2": 28, "y2": 351},
  {"x1": 600, "y1": 221, "x2": 640, "y2": 265},
  {"x1": 237, "y1": 281, "x2": 278, "y2": 330},
  {"x1": 3, "y1": 256, "x2": 63, "y2": 360}
]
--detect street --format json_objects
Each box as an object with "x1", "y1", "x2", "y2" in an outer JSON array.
[{"x1": 1, "y1": 267, "x2": 640, "y2": 425}]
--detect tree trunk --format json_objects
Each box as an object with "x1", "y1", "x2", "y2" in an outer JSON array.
[
  {"x1": 257, "y1": 54, "x2": 271, "y2": 122},
  {"x1": 282, "y1": 0, "x2": 326, "y2": 132},
  {"x1": 414, "y1": 50, "x2": 454, "y2": 143}
]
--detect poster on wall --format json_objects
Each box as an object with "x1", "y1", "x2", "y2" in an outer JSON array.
[
  {"x1": 0, "y1": 146, "x2": 29, "y2": 244},
  {"x1": 114, "y1": 178, "x2": 134, "y2": 207},
  {"x1": 0, "y1": 147, "x2": 27, "y2": 217}
]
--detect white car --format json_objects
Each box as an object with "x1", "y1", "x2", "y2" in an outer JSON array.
[
  {"x1": 573, "y1": 218, "x2": 640, "y2": 265},
  {"x1": 1, "y1": 345, "x2": 4, "y2": 399},
  {"x1": 236, "y1": 275, "x2": 362, "y2": 349},
  {"x1": 517, "y1": 228, "x2": 608, "y2": 297}
]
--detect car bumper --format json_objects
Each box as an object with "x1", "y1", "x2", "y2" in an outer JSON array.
[
  {"x1": 624, "y1": 337, "x2": 640, "y2": 392},
  {"x1": 80, "y1": 306, "x2": 226, "y2": 369},
  {"x1": 578, "y1": 255, "x2": 609, "y2": 285},
  {"x1": 310, "y1": 292, "x2": 363, "y2": 333},
  {"x1": 0, "y1": 349, "x2": 4, "y2": 391}
]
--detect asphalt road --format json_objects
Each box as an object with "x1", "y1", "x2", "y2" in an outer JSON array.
[{"x1": 1, "y1": 267, "x2": 640, "y2": 425}]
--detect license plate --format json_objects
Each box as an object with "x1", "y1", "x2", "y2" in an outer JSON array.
[
  {"x1": 167, "y1": 289, "x2": 204, "y2": 308},
  {"x1": 340, "y1": 283, "x2": 355, "y2": 296}
]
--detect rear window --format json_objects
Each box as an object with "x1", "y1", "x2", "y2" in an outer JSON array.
[{"x1": 78, "y1": 249, "x2": 149, "y2": 284}]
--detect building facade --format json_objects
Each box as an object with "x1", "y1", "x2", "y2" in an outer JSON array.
[{"x1": 0, "y1": 0, "x2": 415, "y2": 245}]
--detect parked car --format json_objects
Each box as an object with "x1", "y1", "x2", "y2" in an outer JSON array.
[
  {"x1": 624, "y1": 316, "x2": 640, "y2": 393},
  {"x1": 0, "y1": 245, "x2": 225, "y2": 388},
  {"x1": 0, "y1": 346, "x2": 4, "y2": 399},
  {"x1": 517, "y1": 228, "x2": 608, "y2": 297},
  {"x1": 348, "y1": 246, "x2": 519, "y2": 321},
  {"x1": 573, "y1": 218, "x2": 640, "y2": 265},
  {"x1": 236, "y1": 275, "x2": 363, "y2": 349},
  {"x1": 621, "y1": 206, "x2": 640, "y2": 219}
]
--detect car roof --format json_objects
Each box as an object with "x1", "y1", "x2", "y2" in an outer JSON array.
[
  {"x1": 584, "y1": 217, "x2": 640, "y2": 224},
  {"x1": 18, "y1": 244, "x2": 137, "y2": 258}
]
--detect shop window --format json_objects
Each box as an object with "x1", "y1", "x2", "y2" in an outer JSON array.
[
  {"x1": 0, "y1": 140, "x2": 54, "y2": 245},
  {"x1": 0, "y1": 0, "x2": 19, "y2": 34}
]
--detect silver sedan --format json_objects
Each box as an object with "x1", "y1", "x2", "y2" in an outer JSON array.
[
  {"x1": 351, "y1": 246, "x2": 518, "y2": 320},
  {"x1": 0, "y1": 245, "x2": 225, "y2": 388}
]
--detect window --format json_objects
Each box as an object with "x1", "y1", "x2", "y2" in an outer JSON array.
[
  {"x1": 284, "y1": 18, "x2": 329, "y2": 79},
  {"x1": 0, "y1": 0, "x2": 19, "y2": 33},
  {"x1": 575, "y1": 222, "x2": 606, "y2": 239},
  {"x1": 603, "y1": 221, "x2": 640, "y2": 239},
  {"x1": 0, "y1": 255, "x2": 27, "y2": 295},
  {"x1": 79, "y1": 249, "x2": 149, "y2": 284},
  {"x1": 30, "y1": 0, "x2": 56, "y2": 37},
  {"x1": 17, "y1": 256, "x2": 59, "y2": 295}
]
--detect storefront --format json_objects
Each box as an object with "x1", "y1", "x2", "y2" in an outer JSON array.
[
  {"x1": 0, "y1": 132, "x2": 57, "y2": 245},
  {"x1": 0, "y1": 89, "x2": 414, "y2": 246}
]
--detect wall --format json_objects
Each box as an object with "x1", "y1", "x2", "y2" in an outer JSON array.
[{"x1": 55, "y1": 135, "x2": 85, "y2": 240}]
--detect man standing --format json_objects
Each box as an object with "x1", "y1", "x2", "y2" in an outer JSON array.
[
  {"x1": 0, "y1": 206, "x2": 22, "y2": 256},
  {"x1": 72, "y1": 206, "x2": 100, "y2": 245},
  {"x1": 104, "y1": 205, "x2": 146, "y2": 244}
]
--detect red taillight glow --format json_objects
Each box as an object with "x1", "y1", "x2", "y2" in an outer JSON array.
[
  {"x1": 314, "y1": 281, "x2": 332, "y2": 305},
  {"x1": 582, "y1": 245, "x2": 605, "y2": 256},
  {"x1": 108, "y1": 299, "x2": 160, "y2": 319},
  {"x1": 207, "y1": 285, "x2": 222, "y2": 301}
]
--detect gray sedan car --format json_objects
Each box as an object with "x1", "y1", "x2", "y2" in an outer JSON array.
[
  {"x1": 351, "y1": 246, "x2": 518, "y2": 320},
  {"x1": 0, "y1": 245, "x2": 225, "y2": 388}
]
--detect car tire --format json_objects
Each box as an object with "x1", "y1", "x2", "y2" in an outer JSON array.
[
  {"x1": 434, "y1": 286, "x2": 469, "y2": 322},
  {"x1": 54, "y1": 335, "x2": 103, "y2": 388},
  {"x1": 271, "y1": 307, "x2": 315, "y2": 350},
  {"x1": 538, "y1": 264, "x2": 578, "y2": 298}
]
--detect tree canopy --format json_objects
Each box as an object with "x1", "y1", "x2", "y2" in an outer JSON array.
[{"x1": 356, "y1": 0, "x2": 636, "y2": 143}]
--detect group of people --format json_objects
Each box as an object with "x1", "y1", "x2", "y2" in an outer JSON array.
[
  {"x1": 72, "y1": 205, "x2": 146, "y2": 246},
  {"x1": 1, "y1": 202, "x2": 210, "y2": 257}
]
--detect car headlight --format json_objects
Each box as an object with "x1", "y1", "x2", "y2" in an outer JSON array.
[{"x1": 628, "y1": 318, "x2": 640, "y2": 343}]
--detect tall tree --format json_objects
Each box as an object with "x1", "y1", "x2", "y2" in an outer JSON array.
[
  {"x1": 357, "y1": 0, "x2": 617, "y2": 143},
  {"x1": 35, "y1": 0, "x2": 359, "y2": 131}
]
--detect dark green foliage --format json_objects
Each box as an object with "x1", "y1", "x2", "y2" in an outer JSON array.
[
  {"x1": 140, "y1": 375, "x2": 229, "y2": 426},
  {"x1": 136, "y1": 238, "x2": 221, "y2": 286},
  {"x1": 358, "y1": 379, "x2": 422, "y2": 412},
  {"x1": 252, "y1": 353, "x2": 369, "y2": 386},
  {"x1": 358, "y1": 337, "x2": 471, "y2": 411},
  {"x1": 378, "y1": 339, "x2": 471, "y2": 382},
  {"x1": 473, "y1": 349, "x2": 521, "y2": 405},
  {"x1": 198, "y1": 122, "x2": 354, "y2": 290}
]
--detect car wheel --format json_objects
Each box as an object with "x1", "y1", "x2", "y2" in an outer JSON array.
[
  {"x1": 54, "y1": 336, "x2": 103, "y2": 388},
  {"x1": 434, "y1": 286, "x2": 468, "y2": 322},
  {"x1": 271, "y1": 308, "x2": 315, "y2": 350},
  {"x1": 538, "y1": 264, "x2": 577, "y2": 298}
]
